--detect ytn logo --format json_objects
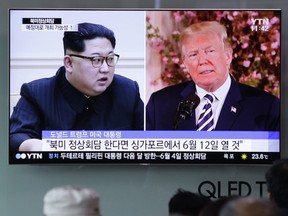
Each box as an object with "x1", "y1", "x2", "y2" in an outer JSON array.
[
  {"x1": 15, "y1": 153, "x2": 42, "y2": 160},
  {"x1": 251, "y1": 18, "x2": 269, "y2": 25}
]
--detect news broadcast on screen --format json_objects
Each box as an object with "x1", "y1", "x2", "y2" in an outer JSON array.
[{"x1": 9, "y1": 9, "x2": 281, "y2": 164}]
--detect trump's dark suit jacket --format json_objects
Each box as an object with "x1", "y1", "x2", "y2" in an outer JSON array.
[
  {"x1": 146, "y1": 77, "x2": 280, "y2": 131},
  {"x1": 10, "y1": 67, "x2": 144, "y2": 151}
]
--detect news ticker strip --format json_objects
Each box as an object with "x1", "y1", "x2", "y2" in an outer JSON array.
[
  {"x1": 41, "y1": 131, "x2": 279, "y2": 152},
  {"x1": 10, "y1": 151, "x2": 280, "y2": 164}
]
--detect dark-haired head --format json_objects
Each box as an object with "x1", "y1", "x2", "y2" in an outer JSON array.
[
  {"x1": 63, "y1": 23, "x2": 116, "y2": 54},
  {"x1": 265, "y1": 158, "x2": 288, "y2": 209},
  {"x1": 169, "y1": 189, "x2": 212, "y2": 216}
]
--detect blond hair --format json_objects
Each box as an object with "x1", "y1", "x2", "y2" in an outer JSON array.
[{"x1": 181, "y1": 21, "x2": 232, "y2": 53}]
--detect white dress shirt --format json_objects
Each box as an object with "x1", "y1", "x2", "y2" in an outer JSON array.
[{"x1": 195, "y1": 75, "x2": 231, "y2": 129}]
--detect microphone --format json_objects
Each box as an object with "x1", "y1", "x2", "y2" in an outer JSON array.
[{"x1": 173, "y1": 94, "x2": 200, "y2": 129}]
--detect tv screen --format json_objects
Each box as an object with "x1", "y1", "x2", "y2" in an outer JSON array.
[{"x1": 9, "y1": 9, "x2": 281, "y2": 164}]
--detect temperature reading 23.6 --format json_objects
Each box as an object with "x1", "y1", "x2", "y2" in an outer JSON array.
[{"x1": 252, "y1": 153, "x2": 269, "y2": 160}]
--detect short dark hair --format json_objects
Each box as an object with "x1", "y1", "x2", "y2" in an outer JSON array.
[
  {"x1": 63, "y1": 22, "x2": 116, "y2": 54},
  {"x1": 169, "y1": 189, "x2": 211, "y2": 216},
  {"x1": 265, "y1": 158, "x2": 288, "y2": 208}
]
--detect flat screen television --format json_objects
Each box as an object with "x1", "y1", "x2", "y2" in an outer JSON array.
[{"x1": 9, "y1": 9, "x2": 281, "y2": 164}]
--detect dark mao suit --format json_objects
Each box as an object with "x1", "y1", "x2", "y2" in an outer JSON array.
[
  {"x1": 146, "y1": 78, "x2": 280, "y2": 131},
  {"x1": 10, "y1": 66, "x2": 144, "y2": 151}
]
